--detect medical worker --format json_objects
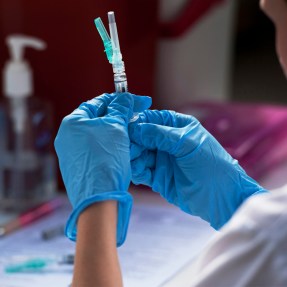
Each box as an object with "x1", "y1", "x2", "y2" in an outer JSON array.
[{"x1": 54, "y1": 0, "x2": 287, "y2": 286}]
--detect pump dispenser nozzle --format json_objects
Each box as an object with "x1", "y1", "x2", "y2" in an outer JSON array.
[
  {"x1": 4, "y1": 35, "x2": 46, "y2": 98},
  {"x1": 7, "y1": 36, "x2": 46, "y2": 63}
]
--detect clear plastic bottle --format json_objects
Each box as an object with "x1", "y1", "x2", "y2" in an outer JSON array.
[{"x1": 0, "y1": 35, "x2": 57, "y2": 212}]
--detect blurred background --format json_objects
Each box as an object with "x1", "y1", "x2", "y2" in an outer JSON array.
[{"x1": 0, "y1": 0, "x2": 287, "y2": 202}]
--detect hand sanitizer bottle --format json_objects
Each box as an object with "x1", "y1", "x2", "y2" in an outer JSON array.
[{"x1": 0, "y1": 35, "x2": 57, "y2": 211}]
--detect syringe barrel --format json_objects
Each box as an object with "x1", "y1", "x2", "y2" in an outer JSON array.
[
  {"x1": 114, "y1": 72, "x2": 128, "y2": 93},
  {"x1": 107, "y1": 11, "x2": 128, "y2": 93}
]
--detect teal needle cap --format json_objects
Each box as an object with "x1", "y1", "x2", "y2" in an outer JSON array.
[
  {"x1": 5, "y1": 258, "x2": 49, "y2": 273},
  {"x1": 94, "y1": 17, "x2": 113, "y2": 63}
]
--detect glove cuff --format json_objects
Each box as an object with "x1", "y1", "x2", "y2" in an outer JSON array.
[
  {"x1": 65, "y1": 191, "x2": 133, "y2": 247},
  {"x1": 210, "y1": 187, "x2": 269, "y2": 230}
]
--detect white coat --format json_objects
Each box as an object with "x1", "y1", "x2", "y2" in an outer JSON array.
[{"x1": 189, "y1": 186, "x2": 287, "y2": 287}]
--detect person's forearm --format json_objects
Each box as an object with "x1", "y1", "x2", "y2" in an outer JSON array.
[{"x1": 72, "y1": 201, "x2": 123, "y2": 287}]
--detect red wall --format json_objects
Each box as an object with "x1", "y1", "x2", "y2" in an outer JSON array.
[{"x1": 0, "y1": 0, "x2": 158, "y2": 125}]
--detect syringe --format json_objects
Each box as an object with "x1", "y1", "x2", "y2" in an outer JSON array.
[
  {"x1": 95, "y1": 12, "x2": 128, "y2": 93},
  {"x1": 108, "y1": 11, "x2": 128, "y2": 93}
]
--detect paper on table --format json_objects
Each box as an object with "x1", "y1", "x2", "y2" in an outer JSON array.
[
  {"x1": 119, "y1": 204, "x2": 215, "y2": 287},
  {"x1": 0, "y1": 203, "x2": 74, "y2": 287},
  {"x1": 0, "y1": 196, "x2": 215, "y2": 287}
]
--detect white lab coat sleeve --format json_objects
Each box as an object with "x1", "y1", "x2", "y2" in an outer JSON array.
[{"x1": 188, "y1": 188, "x2": 287, "y2": 287}]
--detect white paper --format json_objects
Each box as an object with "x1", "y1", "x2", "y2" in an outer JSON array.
[{"x1": 0, "y1": 195, "x2": 215, "y2": 287}]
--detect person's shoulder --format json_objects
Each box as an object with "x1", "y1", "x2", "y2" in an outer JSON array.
[
  {"x1": 244, "y1": 186, "x2": 287, "y2": 221},
  {"x1": 226, "y1": 185, "x2": 287, "y2": 238},
  {"x1": 191, "y1": 186, "x2": 287, "y2": 287}
]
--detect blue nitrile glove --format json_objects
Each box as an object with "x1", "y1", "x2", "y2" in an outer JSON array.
[
  {"x1": 129, "y1": 110, "x2": 268, "y2": 229},
  {"x1": 54, "y1": 93, "x2": 151, "y2": 246}
]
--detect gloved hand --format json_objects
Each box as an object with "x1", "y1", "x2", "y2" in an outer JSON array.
[
  {"x1": 54, "y1": 93, "x2": 151, "y2": 246},
  {"x1": 129, "y1": 110, "x2": 268, "y2": 229}
]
